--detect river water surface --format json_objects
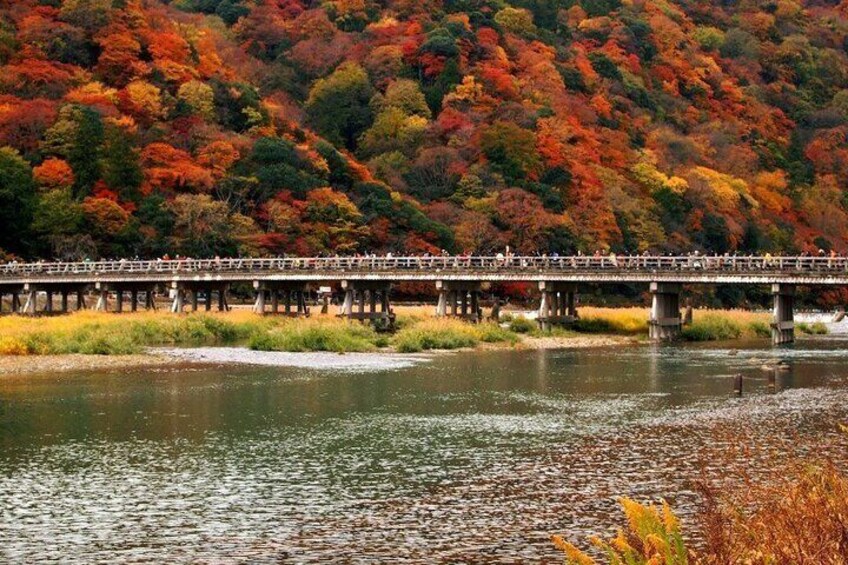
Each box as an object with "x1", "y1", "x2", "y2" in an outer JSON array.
[{"x1": 2, "y1": 340, "x2": 848, "y2": 562}]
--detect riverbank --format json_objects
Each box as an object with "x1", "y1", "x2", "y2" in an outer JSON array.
[
  {"x1": 0, "y1": 307, "x2": 816, "y2": 375},
  {"x1": 0, "y1": 334, "x2": 635, "y2": 375}
]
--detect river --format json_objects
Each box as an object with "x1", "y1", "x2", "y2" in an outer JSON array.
[{"x1": 2, "y1": 340, "x2": 848, "y2": 562}]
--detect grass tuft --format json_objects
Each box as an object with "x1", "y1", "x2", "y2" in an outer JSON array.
[
  {"x1": 681, "y1": 315, "x2": 743, "y2": 341},
  {"x1": 248, "y1": 319, "x2": 379, "y2": 353},
  {"x1": 392, "y1": 319, "x2": 516, "y2": 353}
]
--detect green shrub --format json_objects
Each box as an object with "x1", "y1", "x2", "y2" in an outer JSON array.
[
  {"x1": 748, "y1": 320, "x2": 771, "y2": 338},
  {"x1": 798, "y1": 321, "x2": 828, "y2": 335},
  {"x1": 572, "y1": 317, "x2": 616, "y2": 334},
  {"x1": 393, "y1": 325, "x2": 477, "y2": 353},
  {"x1": 681, "y1": 315, "x2": 742, "y2": 341},
  {"x1": 477, "y1": 322, "x2": 519, "y2": 343},
  {"x1": 508, "y1": 316, "x2": 536, "y2": 334},
  {"x1": 248, "y1": 321, "x2": 378, "y2": 352}
]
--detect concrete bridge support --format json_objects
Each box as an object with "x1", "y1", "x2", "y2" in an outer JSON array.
[
  {"x1": 95, "y1": 283, "x2": 157, "y2": 313},
  {"x1": 771, "y1": 284, "x2": 795, "y2": 345},
  {"x1": 170, "y1": 282, "x2": 185, "y2": 313},
  {"x1": 21, "y1": 284, "x2": 37, "y2": 315},
  {"x1": 0, "y1": 287, "x2": 22, "y2": 314},
  {"x1": 181, "y1": 283, "x2": 228, "y2": 313},
  {"x1": 649, "y1": 282, "x2": 682, "y2": 341},
  {"x1": 435, "y1": 281, "x2": 482, "y2": 322},
  {"x1": 253, "y1": 282, "x2": 309, "y2": 316},
  {"x1": 172, "y1": 282, "x2": 228, "y2": 313},
  {"x1": 339, "y1": 280, "x2": 394, "y2": 328},
  {"x1": 6, "y1": 284, "x2": 88, "y2": 315},
  {"x1": 537, "y1": 281, "x2": 578, "y2": 331}
]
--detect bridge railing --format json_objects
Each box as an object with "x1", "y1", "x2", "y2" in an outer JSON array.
[{"x1": 1, "y1": 256, "x2": 848, "y2": 278}]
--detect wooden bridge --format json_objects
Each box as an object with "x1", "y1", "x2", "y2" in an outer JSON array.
[{"x1": 2, "y1": 255, "x2": 846, "y2": 344}]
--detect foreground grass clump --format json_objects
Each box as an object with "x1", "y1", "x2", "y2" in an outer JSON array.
[
  {"x1": 248, "y1": 319, "x2": 383, "y2": 352},
  {"x1": 555, "y1": 465, "x2": 848, "y2": 565},
  {"x1": 393, "y1": 319, "x2": 516, "y2": 352},
  {"x1": 556, "y1": 425, "x2": 848, "y2": 564},
  {"x1": 697, "y1": 461, "x2": 848, "y2": 564},
  {"x1": 553, "y1": 498, "x2": 688, "y2": 564}
]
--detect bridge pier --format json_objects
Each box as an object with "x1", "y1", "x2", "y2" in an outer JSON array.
[
  {"x1": 95, "y1": 283, "x2": 157, "y2": 313},
  {"x1": 21, "y1": 284, "x2": 37, "y2": 315},
  {"x1": 771, "y1": 284, "x2": 795, "y2": 345},
  {"x1": 649, "y1": 282, "x2": 682, "y2": 341},
  {"x1": 171, "y1": 283, "x2": 185, "y2": 313},
  {"x1": 0, "y1": 286, "x2": 24, "y2": 314},
  {"x1": 340, "y1": 280, "x2": 394, "y2": 328},
  {"x1": 537, "y1": 282, "x2": 578, "y2": 331},
  {"x1": 253, "y1": 282, "x2": 310, "y2": 316},
  {"x1": 435, "y1": 281, "x2": 482, "y2": 322},
  {"x1": 172, "y1": 282, "x2": 226, "y2": 313}
]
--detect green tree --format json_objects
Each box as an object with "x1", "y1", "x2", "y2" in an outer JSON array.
[
  {"x1": 480, "y1": 122, "x2": 541, "y2": 182},
  {"x1": 168, "y1": 194, "x2": 237, "y2": 257},
  {"x1": 359, "y1": 107, "x2": 428, "y2": 157},
  {"x1": 32, "y1": 188, "x2": 83, "y2": 236},
  {"x1": 424, "y1": 58, "x2": 462, "y2": 112},
  {"x1": 177, "y1": 80, "x2": 215, "y2": 119},
  {"x1": 306, "y1": 62, "x2": 374, "y2": 149},
  {"x1": 376, "y1": 79, "x2": 431, "y2": 118},
  {"x1": 102, "y1": 125, "x2": 142, "y2": 202},
  {"x1": 68, "y1": 106, "x2": 104, "y2": 198},
  {"x1": 32, "y1": 188, "x2": 84, "y2": 254},
  {"x1": 0, "y1": 147, "x2": 36, "y2": 255},
  {"x1": 494, "y1": 7, "x2": 537, "y2": 36}
]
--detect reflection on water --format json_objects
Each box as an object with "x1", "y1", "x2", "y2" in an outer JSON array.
[{"x1": 2, "y1": 341, "x2": 848, "y2": 562}]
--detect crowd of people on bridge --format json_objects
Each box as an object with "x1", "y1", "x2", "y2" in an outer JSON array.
[{"x1": 3, "y1": 247, "x2": 848, "y2": 275}]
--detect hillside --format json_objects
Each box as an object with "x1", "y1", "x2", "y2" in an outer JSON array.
[{"x1": 1, "y1": 0, "x2": 848, "y2": 260}]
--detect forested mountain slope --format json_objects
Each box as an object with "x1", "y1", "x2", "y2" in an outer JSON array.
[{"x1": 2, "y1": 0, "x2": 848, "y2": 259}]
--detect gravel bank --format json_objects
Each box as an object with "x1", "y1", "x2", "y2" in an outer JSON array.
[
  {"x1": 0, "y1": 354, "x2": 181, "y2": 375},
  {"x1": 155, "y1": 347, "x2": 431, "y2": 371}
]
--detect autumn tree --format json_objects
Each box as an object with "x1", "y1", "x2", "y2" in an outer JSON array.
[{"x1": 168, "y1": 193, "x2": 256, "y2": 257}]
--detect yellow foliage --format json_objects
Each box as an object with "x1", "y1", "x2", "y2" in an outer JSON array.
[
  {"x1": 556, "y1": 498, "x2": 689, "y2": 565},
  {"x1": 124, "y1": 80, "x2": 165, "y2": 119},
  {"x1": 0, "y1": 336, "x2": 29, "y2": 356},
  {"x1": 686, "y1": 166, "x2": 755, "y2": 212},
  {"x1": 630, "y1": 152, "x2": 688, "y2": 195}
]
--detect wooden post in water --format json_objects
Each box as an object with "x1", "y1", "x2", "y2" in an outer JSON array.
[{"x1": 734, "y1": 373, "x2": 743, "y2": 396}]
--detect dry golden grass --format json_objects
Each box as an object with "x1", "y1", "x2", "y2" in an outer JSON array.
[
  {"x1": 556, "y1": 425, "x2": 848, "y2": 564},
  {"x1": 697, "y1": 459, "x2": 848, "y2": 564},
  {"x1": 0, "y1": 311, "x2": 271, "y2": 355}
]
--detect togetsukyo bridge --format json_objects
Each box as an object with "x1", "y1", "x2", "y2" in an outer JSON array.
[{"x1": 1, "y1": 255, "x2": 846, "y2": 344}]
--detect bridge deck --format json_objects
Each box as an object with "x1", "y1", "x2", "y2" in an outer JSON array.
[{"x1": 1, "y1": 256, "x2": 847, "y2": 286}]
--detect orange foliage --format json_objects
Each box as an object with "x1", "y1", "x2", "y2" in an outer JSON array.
[{"x1": 34, "y1": 158, "x2": 74, "y2": 189}]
